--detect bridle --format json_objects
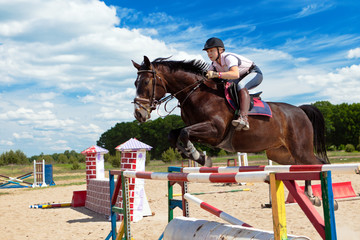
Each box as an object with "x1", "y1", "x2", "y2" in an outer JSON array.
[
  {"x1": 133, "y1": 67, "x2": 163, "y2": 115},
  {"x1": 133, "y1": 65, "x2": 206, "y2": 118}
]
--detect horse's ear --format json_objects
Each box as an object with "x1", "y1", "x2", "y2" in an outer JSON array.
[
  {"x1": 143, "y1": 56, "x2": 151, "y2": 69},
  {"x1": 132, "y1": 60, "x2": 141, "y2": 70}
]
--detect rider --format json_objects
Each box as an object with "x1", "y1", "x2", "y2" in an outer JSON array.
[{"x1": 203, "y1": 37, "x2": 263, "y2": 130}]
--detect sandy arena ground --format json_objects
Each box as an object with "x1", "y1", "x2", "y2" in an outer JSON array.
[{"x1": 0, "y1": 172, "x2": 359, "y2": 240}]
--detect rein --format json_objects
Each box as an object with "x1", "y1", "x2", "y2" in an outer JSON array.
[{"x1": 133, "y1": 65, "x2": 206, "y2": 117}]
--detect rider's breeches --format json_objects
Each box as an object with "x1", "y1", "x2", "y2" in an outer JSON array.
[{"x1": 236, "y1": 66, "x2": 263, "y2": 91}]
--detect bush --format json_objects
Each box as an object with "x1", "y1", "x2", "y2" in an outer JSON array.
[
  {"x1": 109, "y1": 155, "x2": 120, "y2": 168},
  {"x1": 217, "y1": 149, "x2": 227, "y2": 157},
  {"x1": 327, "y1": 145, "x2": 337, "y2": 151},
  {"x1": 345, "y1": 144, "x2": 355, "y2": 152},
  {"x1": 357, "y1": 144, "x2": 360, "y2": 151},
  {"x1": 71, "y1": 160, "x2": 80, "y2": 170},
  {"x1": 338, "y1": 144, "x2": 345, "y2": 151},
  {"x1": 161, "y1": 148, "x2": 182, "y2": 163}
]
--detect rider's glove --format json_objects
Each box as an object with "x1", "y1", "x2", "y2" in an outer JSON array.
[{"x1": 206, "y1": 71, "x2": 219, "y2": 79}]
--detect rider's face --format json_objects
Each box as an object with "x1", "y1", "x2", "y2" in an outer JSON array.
[{"x1": 206, "y1": 47, "x2": 218, "y2": 62}]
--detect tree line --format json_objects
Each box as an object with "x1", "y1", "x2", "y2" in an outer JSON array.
[
  {"x1": 0, "y1": 150, "x2": 85, "y2": 166},
  {"x1": 1, "y1": 101, "x2": 359, "y2": 165},
  {"x1": 313, "y1": 101, "x2": 360, "y2": 150}
]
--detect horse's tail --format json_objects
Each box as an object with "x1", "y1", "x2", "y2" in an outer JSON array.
[{"x1": 299, "y1": 105, "x2": 329, "y2": 164}]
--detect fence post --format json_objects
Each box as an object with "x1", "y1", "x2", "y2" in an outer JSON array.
[{"x1": 270, "y1": 173, "x2": 288, "y2": 240}]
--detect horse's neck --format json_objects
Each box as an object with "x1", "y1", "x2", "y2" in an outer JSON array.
[{"x1": 163, "y1": 71, "x2": 199, "y2": 100}]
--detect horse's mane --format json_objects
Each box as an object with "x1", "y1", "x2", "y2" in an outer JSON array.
[{"x1": 145, "y1": 57, "x2": 209, "y2": 76}]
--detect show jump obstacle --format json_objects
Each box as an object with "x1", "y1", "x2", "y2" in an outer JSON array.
[
  {"x1": 82, "y1": 139, "x2": 152, "y2": 221},
  {"x1": 0, "y1": 159, "x2": 55, "y2": 189},
  {"x1": 106, "y1": 163, "x2": 360, "y2": 240}
]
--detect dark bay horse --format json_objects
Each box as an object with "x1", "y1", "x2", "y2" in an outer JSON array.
[{"x1": 132, "y1": 56, "x2": 329, "y2": 170}]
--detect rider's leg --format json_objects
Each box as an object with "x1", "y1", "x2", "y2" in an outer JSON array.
[{"x1": 232, "y1": 88, "x2": 250, "y2": 130}]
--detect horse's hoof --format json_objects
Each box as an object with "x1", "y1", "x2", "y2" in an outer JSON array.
[
  {"x1": 334, "y1": 200, "x2": 339, "y2": 211},
  {"x1": 314, "y1": 197, "x2": 322, "y2": 207},
  {"x1": 204, "y1": 155, "x2": 212, "y2": 167}
]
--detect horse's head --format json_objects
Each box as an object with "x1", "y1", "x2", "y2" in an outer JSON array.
[{"x1": 132, "y1": 56, "x2": 167, "y2": 122}]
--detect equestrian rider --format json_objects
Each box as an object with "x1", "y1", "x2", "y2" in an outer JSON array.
[{"x1": 203, "y1": 37, "x2": 263, "y2": 130}]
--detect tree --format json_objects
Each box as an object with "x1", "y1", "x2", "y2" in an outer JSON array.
[
  {"x1": 58, "y1": 154, "x2": 69, "y2": 163},
  {"x1": 161, "y1": 147, "x2": 183, "y2": 163},
  {"x1": 314, "y1": 101, "x2": 360, "y2": 148},
  {"x1": 15, "y1": 150, "x2": 29, "y2": 164},
  {"x1": 97, "y1": 115, "x2": 185, "y2": 159}
]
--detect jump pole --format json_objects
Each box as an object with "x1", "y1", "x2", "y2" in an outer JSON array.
[
  {"x1": 29, "y1": 202, "x2": 71, "y2": 209},
  {"x1": 183, "y1": 193, "x2": 252, "y2": 227},
  {"x1": 0, "y1": 172, "x2": 33, "y2": 188},
  {"x1": 168, "y1": 188, "x2": 250, "y2": 197},
  {"x1": 120, "y1": 170, "x2": 271, "y2": 183},
  {"x1": 181, "y1": 163, "x2": 360, "y2": 174}
]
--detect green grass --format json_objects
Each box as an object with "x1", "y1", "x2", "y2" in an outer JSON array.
[
  {"x1": 330, "y1": 157, "x2": 360, "y2": 164},
  {"x1": 328, "y1": 151, "x2": 360, "y2": 157}
]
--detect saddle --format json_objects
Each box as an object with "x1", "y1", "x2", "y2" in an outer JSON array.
[
  {"x1": 225, "y1": 82, "x2": 272, "y2": 117},
  {"x1": 226, "y1": 82, "x2": 261, "y2": 111}
]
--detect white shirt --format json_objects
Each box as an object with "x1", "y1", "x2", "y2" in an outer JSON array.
[{"x1": 209, "y1": 52, "x2": 254, "y2": 76}]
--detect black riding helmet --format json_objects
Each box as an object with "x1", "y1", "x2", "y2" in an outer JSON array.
[{"x1": 203, "y1": 37, "x2": 225, "y2": 51}]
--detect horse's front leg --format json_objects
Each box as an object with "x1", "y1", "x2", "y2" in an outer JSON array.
[
  {"x1": 304, "y1": 180, "x2": 322, "y2": 206},
  {"x1": 168, "y1": 128, "x2": 189, "y2": 159},
  {"x1": 171, "y1": 122, "x2": 220, "y2": 167}
]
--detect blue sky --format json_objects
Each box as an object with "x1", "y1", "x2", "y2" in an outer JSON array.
[{"x1": 0, "y1": 0, "x2": 359, "y2": 157}]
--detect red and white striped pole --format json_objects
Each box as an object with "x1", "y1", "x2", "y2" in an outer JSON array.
[
  {"x1": 181, "y1": 163, "x2": 360, "y2": 174},
  {"x1": 184, "y1": 193, "x2": 252, "y2": 227},
  {"x1": 121, "y1": 171, "x2": 271, "y2": 183}
]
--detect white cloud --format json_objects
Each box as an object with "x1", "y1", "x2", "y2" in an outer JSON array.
[
  {"x1": 0, "y1": 0, "x2": 119, "y2": 39},
  {"x1": 55, "y1": 140, "x2": 68, "y2": 144},
  {"x1": 299, "y1": 64, "x2": 360, "y2": 103},
  {"x1": 347, "y1": 47, "x2": 360, "y2": 59},
  {"x1": 13, "y1": 132, "x2": 34, "y2": 139},
  {"x1": 0, "y1": 107, "x2": 76, "y2": 130},
  {"x1": 30, "y1": 92, "x2": 58, "y2": 101},
  {"x1": 0, "y1": 140, "x2": 14, "y2": 146},
  {"x1": 295, "y1": 3, "x2": 334, "y2": 18},
  {"x1": 43, "y1": 101, "x2": 54, "y2": 108}
]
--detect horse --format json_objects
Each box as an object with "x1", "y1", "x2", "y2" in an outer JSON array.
[{"x1": 132, "y1": 56, "x2": 329, "y2": 204}]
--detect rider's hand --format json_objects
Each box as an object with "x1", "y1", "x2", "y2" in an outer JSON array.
[{"x1": 206, "y1": 71, "x2": 219, "y2": 79}]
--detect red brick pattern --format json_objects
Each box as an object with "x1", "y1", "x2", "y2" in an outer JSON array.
[
  {"x1": 85, "y1": 153, "x2": 97, "y2": 185},
  {"x1": 84, "y1": 150, "x2": 139, "y2": 221},
  {"x1": 85, "y1": 179, "x2": 116, "y2": 215},
  {"x1": 118, "y1": 151, "x2": 138, "y2": 221}
]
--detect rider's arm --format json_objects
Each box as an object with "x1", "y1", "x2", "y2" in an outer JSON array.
[{"x1": 218, "y1": 66, "x2": 239, "y2": 79}]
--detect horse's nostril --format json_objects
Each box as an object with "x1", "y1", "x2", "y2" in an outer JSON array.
[
  {"x1": 135, "y1": 111, "x2": 140, "y2": 118},
  {"x1": 135, "y1": 110, "x2": 143, "y2": 121}
]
